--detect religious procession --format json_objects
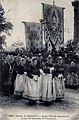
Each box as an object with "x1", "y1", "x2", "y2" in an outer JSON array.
[
  {"x1": 0, "y1": 0, "x2": 79, "y2": 111},
  {"x1": 1, "y1": 42, "x2": 79, "y2": 106}
]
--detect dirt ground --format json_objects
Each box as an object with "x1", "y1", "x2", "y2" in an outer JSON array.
[{"x1": 0, "y1": 88, "x2": 79, "y2": 120}]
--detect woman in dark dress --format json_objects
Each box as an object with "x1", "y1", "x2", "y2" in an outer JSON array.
[
  {"x1": 41, "y1": 55, "x2": 54, "y2": 104},
  {"x1": 11, "y1": 57, "x2": 17, "y2": 94},
  {"x1": 23, "y1": 57, "x2": 40, "y2": 105},
  {"x1": 66, "y1": 61, "x2": 79, "y2": 88},
  {"x1": 3, "y1": 55, "x2": 12, "y2": 95},
  {"x1": 53, "y1": 56, "x2": 65, "y2": 100},
  {"x1": 14, "y1": 58, "x2": 25, "y2": 99}
]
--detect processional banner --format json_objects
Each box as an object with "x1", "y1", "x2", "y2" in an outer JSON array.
[
  {"x1": 42, "y1": 3, "x2": 64, "y2": 50},
  {"x1": 23, "y1": 22, "x2": 42, "y2": 51}
]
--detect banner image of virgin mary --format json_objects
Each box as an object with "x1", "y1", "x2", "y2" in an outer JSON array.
[{"x1": 51, "y1": 9, "x2": 59, "y2": 31}]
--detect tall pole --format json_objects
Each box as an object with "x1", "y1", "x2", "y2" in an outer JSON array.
[
  {"x1": 40, "y1": 19, "x2": 44, "y2": 51},
  {"x1": 62, "y1": 8, "x2": 65, "y2": 44},
  {"x1": 53, "y1": 0, "x2": 55, "y2": 6},
  {"x1": 22, "y1": 22, "x2": 27, "y2": 50},
  {"x1": 72, "y1": 0, "x2": 79, "y2": 49}
]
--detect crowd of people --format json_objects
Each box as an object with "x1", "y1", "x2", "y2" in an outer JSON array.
[{"x1": 0, "y1": 44, "x2": 79, "y2": 106}]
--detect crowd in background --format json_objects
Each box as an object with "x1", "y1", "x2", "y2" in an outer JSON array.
[{"x1": 0, "y1": 43, "x2": 79, "y2": 106}]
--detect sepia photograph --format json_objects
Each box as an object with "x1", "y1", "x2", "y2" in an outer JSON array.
[{"x1": 0, "y1": 0, "x2": 79, "y2": 120}]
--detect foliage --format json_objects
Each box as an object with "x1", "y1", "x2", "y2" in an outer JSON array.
[
  {"x1": 0, "y1": 35, "x2": 6, "y2": 48},
  {"x1": 0, "y1": 4, "x2": 13, "y2": 48}
]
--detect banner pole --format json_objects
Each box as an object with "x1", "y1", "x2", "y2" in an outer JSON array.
[{"x1": 22, "y1": 21, "x2": 27, "y2": 51}]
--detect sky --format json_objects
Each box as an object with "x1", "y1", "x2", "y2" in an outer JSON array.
[{"x1": 2, "y1": 0, "x2": 74, "y2": 47}]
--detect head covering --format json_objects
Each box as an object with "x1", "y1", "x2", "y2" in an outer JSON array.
[
  {"x1": 58, "y1": 56, "x2": 63, "y2": 62},
  {"x1": 31, "y1": 57, "x2": 37, "y2": 62},
  {"x1": 20, "y1": 58, "x2": 24, "y2": 62},
  {"x1": 48, "y1": 55, "x2": 52, "y2": 59},
  {"x1": 59, "y1": 44, "x2": 64, "y2": 49},
  {"x1": 39, "y1": 53, "x2": 41, "y2": 56},
  {"x1": 71, "y1": 61, "x2": 75, "y2": 66},
  {"x1": 58, "y1": 56, "x2": 63, "y2": 60}
]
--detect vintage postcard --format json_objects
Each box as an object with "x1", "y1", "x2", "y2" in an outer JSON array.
[{"x1": 0, "y1": 0, "x2": 79, "y2": 120}]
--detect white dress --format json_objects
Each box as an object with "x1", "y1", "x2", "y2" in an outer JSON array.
[
  {"x1": 41, "y1": 66, "x2": 54, "y2": 102},
  {"x1": 23, "y1": 75, "x2": 39, "y2": 100},
  {"x1": 23, "y1": 65, "x2": 40, "y2": 101},
  {"x1": 53, "y1": 74, "x2": 65, "y2": 99},
  {"x1": 14, "y1": 74, "x2": 25, "y2": 95},
  {"x1": 41, "y1": 73, "x2": 53, "y2": 102}
]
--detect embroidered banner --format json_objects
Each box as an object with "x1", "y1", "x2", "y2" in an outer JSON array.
[
  {"x1": 42, "y1": 3, "x2": 64, "y2": 50},
  {"x1": 23, "y1": 22, "x2": 42, "y2": 51}
]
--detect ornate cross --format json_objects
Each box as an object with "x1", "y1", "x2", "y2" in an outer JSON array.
[{"x1": 53, "y1": 0, "x2": 55, "y2": 6}]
